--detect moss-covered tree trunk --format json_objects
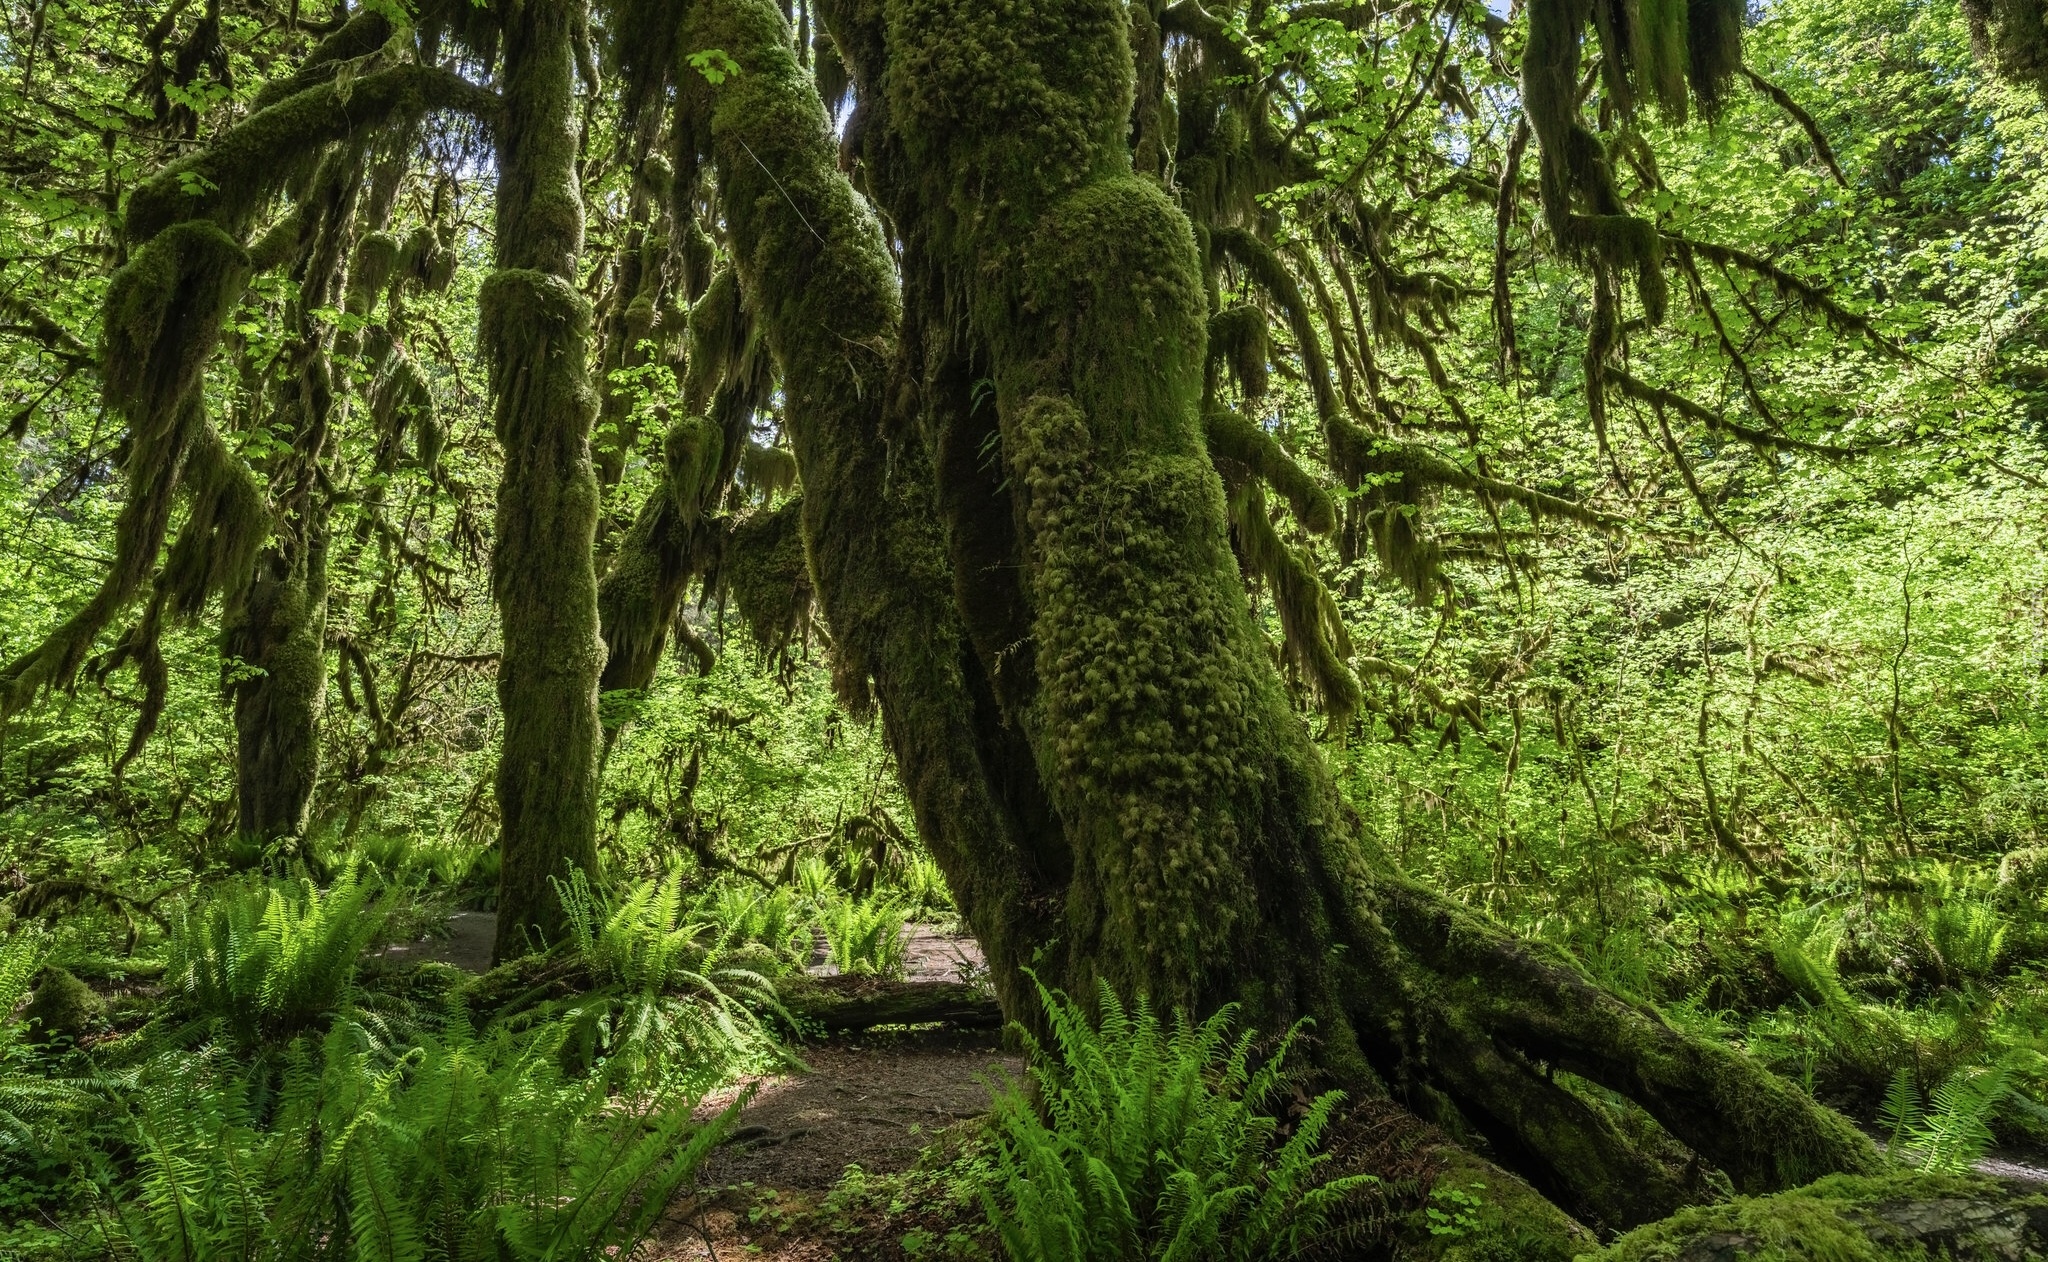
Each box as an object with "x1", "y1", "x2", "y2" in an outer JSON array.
[
  {"x1": 484, "y1": 0, "x2": 604, "y2": 961},
  {"x1": 228, "y1": 544, "x2": 329, "y2": 849},
  {"x1": 685, "y1": 0, "x2": 1879, "y2": 1235},
  {"x1": 224, "y1": 154, "x2": 359, "y2": 855}
]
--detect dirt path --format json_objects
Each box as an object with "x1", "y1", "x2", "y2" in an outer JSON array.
[
  {"x1": 697, "y1": 1028, "x2": 1019, "y2": 1190},
  {"x1": 648, "y1": 1027, "x2": 1017, "y2": 1261},
  {"x1": 375, "y1": 909, "x2": 498, "y2": 972},
  {"x1": 379, "y1": 917, "x2": 1010, "y2": 1256}
]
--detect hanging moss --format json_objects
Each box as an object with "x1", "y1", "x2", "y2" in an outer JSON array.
[
  {"x1": 1210, "y1": 226, "x2": 1355, "y2": 469},
  {"x1": 1686, "y1": 0, "x2": 1746, "y2": 116},
  {"x1": 597, "y1": 491, "x2": 704, "y2": 695},
  {"x1": 124, "y1": 64, "x2": 500, "y2": 246},
  {"x1": 414, "y1": 409, "x2": 448, "y2": 473},
  {"x1": 369, "y1": 344, "x2": 433, "y2": 450},
  {"x1": 656, "y1": 412, "x2": 720, "y2": 522},
  {"x1": 102, "y1": 220, "x2": 251, "y2": 426},
  {"x1": 397, "y1": 220, "x2": 459, "y2": 295},
  {"x1": 813, "y1": 31, "x2": 851, "y2": 118},
  {"x1": 595, "y1": 341, "x2": 729, "y2": 694},
  {"x1": 224, "y1": 539, "x2": 329, "y2": 848},
  {"x1": 1206, "y1": 302, "x2": 1270, "y2": 404},
  {"x1": 724, "y1": 493, "x2": 814, "y2": 658},
  {"x1": 684, "y1": 267, "x2": 747, "y2": 413},
  {"x1": 346, "y1": 230, "x2": 402, "y2": 319},
  {"x1": 248, "y1": 208, "x2": 304, "y2": 272},
  {"x1": 606, "y1": 0, "x2": 687, "y2": 122},
  {"x1": 1203, "y1": 404, "x2": 1335, "y2": 534},
  {"x1": 1632, "y1": 0, "x2": 1690, "y2": 118},
  {"x1": 2, "y1": 222, "x2": 254, "y2": 714},
  {"x1": 1228, "y1": 480, "x2": 1360, "y2": 728},
  {"x1": 1961, "y1": 0, "x2": 2048, "y2": 97},
  {"x1": 738, "y1": 441, "x2": 799, "y2": 502},
  {"x1": 249, "y1": 9, "x2": 394, "y2": 110},
  {"x1": 158, "y1": 424, "x2": 270, "y2": 617},
  {"x1": 1523, "y1": 0, "x2": 1668, "y2": 321}
]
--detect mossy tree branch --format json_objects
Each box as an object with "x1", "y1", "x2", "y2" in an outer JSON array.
[{"x1": 126, "y1": 64, "x2": 501, "y2": 246}]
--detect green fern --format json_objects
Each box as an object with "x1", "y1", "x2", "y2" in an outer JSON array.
[
  {"x1": 983, "y1": 976, "x2": 1375, "y2": 1262},
  {"x1": 1877, "y1": 1066, "x2": 1924, "y2": 1158},
  {"x1": 0, "y1": 930, "x2": 97, "y2": 1144},
  {"x1": 553, "y1": 870, "x2": 786, "y2": 1091},
  {"x1": 158, "y1": 863, "x2": 389, "y2": 1054},
  {"x1": 1878, "y1": 1061, "x2": 2016, "y2": 1174},
  {"x1": 1768, "y1": 905, "x2": 1854, "y2": 1011},
  {"x1": 1926, "y1": 898, "x2": 2008, "y2": 986},
  {"x1": 0, "y1": 931, "x2": 39, "y2": 1048},
  {"x1": 112, "y1": 1006, "x2": 745, "y2": 1261},
  {"x1": 816, "y1": 893, "x2": 908, "y2": 978},
  {"x1": 693, "y1": 880, "x2": 808, "y2": 964}
]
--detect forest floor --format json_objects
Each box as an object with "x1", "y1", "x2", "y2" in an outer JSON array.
[
  {"x1": 372, "y1": 916, "x2": 2048, "y2": 1259},
  {"x1": 379, "y1": 914, "x2": 1014, "y2": 1259}
]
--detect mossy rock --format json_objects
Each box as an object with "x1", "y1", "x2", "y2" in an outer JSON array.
[
  {"x1": 22, "y1": 966, "x2": 101, "y2": 1042},
  {"x1": 1585, "y1": 1173, "x2": 2048, "y2": 1262}
]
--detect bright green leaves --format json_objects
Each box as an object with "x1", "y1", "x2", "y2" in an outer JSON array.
[{"x1": 688, "y1": 48, "x2": 743, "y2": 85}]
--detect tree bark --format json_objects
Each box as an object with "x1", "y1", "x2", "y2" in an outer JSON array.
[{"x1": 485, "y1": 0, "x2": 605, "y2": 962}]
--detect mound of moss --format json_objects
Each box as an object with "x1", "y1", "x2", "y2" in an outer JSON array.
[{"x1": 1586, "y1": 1172, "x2": 2048, "y2": 1262}]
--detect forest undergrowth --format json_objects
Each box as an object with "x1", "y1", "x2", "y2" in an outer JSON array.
[{"x1": 5, "y1": 0, "x2": 2048, "y2": 1252}]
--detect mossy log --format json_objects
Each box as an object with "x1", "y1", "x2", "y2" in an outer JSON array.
[
  {"x1": 776, "y1": 975, "x2": 1003, "y2": 1033},
  {"x1": 1593, "y1": 1173, "x2": 2048, "y2": 1262}
]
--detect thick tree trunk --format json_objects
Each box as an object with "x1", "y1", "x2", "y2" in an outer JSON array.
[
  {"x1": 686, "y1": 0, "x2": 1878, "y2": 1236},
  {"x1": 225, "y1": 149, "x2": 360, "y2": 855},
  {"x1": 485, "y1": 0, "x2": 604, "y2": 962},
  {"x1": 227, "y1": 541, "x2": 328, "y2": 848}
]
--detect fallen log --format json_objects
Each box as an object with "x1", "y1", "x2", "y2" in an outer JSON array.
[
  {"x1": 776, "y1": 974, "x2": 1004, "y2": 1034},
  {"x1": 1592, "y1": 1172, "x2": 2048, "y2": 1262}
]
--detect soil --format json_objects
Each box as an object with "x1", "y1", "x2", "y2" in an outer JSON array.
[
  {"x1": 694, "y1": 1027, "x2": 1021, "y2": 1191},
  {"x1": 375, "y1": 908, "x2": 498, "y2": 973},
  {"x1": 648, "y1": 1025, "x2": 1019, "y2": 1261}
]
